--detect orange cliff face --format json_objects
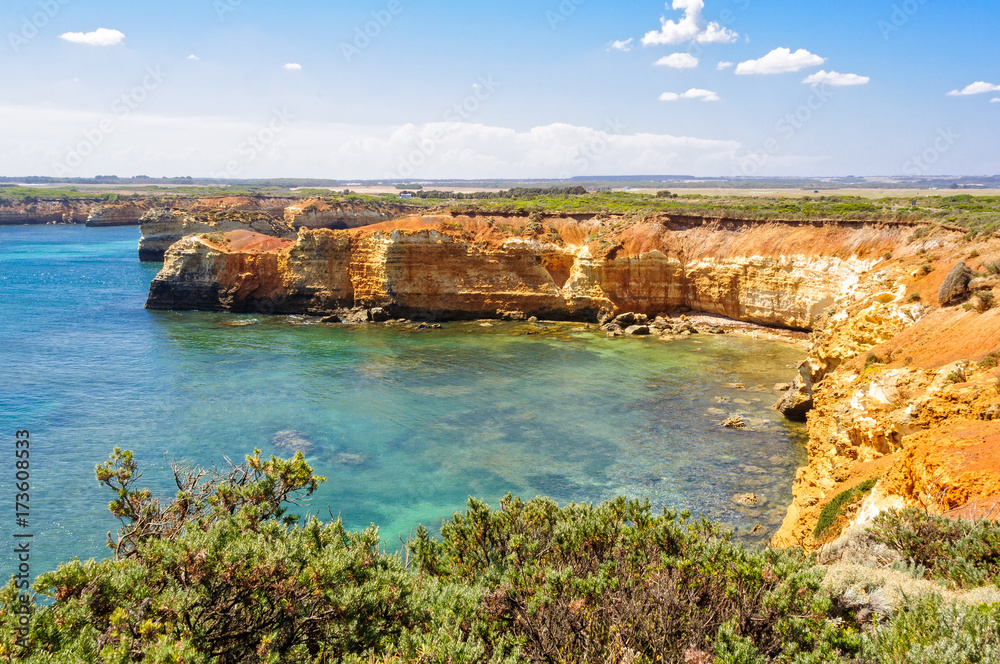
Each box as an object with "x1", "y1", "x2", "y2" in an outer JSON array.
[
  {"x1": 145, "y1": 213, "x2": 901, "y2": 325},
  {"x1": 772, "y1": 231, "x2": 1000, "y2": 550}
]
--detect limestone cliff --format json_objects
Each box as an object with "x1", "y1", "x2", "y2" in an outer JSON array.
[
  {"x1": 138, "y1": 209, "x2": 298, "y2": 262},
  {"x1": 773, "y1": 228, "x2": 1000, "y2": 549},
  {"x1": 283, "y1": 198, "x2": 410, "y2": 230},
  {"x1": 146, "y1": 213, "x2": 900, "y2": 327},
  {"x1": 86, "y1": 202, "x2": 149, "y2": 227}
]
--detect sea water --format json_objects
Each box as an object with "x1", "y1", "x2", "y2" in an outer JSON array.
[{"x1": 0, "y1": 225, "x2": 807, "y2": 574}]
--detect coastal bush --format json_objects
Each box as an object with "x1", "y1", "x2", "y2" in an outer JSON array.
[
  {"x1": 870, "y1": 509, "x2": 1000, "y2": 588},
  {"x1": 813, "y1": 478, "x2": 879, "y2": 541},
  {"x1": 862, "y1": 594, "x2": 1000, "y2": 663},
  {"x1": 6, "y1": 451, "x2": 1000, "y2": 663}
]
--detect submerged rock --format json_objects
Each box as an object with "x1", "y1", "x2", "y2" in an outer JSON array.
[
  {"x1": 732, "y1": 493, "x2": 760, "y2": 507},
  {"x1": 270, "y1": 430, "x2": 314, "y2": 454},
  {"x1": 721, "y1": 415, "x2": 749, "y2": 429}
]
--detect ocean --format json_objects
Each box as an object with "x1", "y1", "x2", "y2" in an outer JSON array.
[{"x1": 0, "y1": 225, "x2": 807, "y2": 574}]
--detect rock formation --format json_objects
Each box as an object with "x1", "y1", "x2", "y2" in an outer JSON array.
[
  {"x1": 86, "y1": 203, "x2": 149, "y2": 227},
  {"x1": 138, "y1": 209, "x2": 298, "y2": 262},
  {"x1": 146, "y1": 214, "x2": 897, "y2": 326},
  {"x1": 773, "y1": 236, "x2": 1000, "y2": 550},
  {"x1": 283, "y1": 198, "x2": 409, "y2": 230}
]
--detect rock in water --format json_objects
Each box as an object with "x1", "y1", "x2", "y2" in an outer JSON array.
[
  {"x1": 938, "y1": 262, "x2": 973, "y2": 306},
  {"x1": 732, "y1": 493, "x2": 760, "y2": 507},
  {"x1": 270, "y1": 430, "x2": 314, "y2": 454},
  {"x1": 721, "y1": 415, "x2": 749, "y2": 429},
  {"x1": 336, "y1": 453, "x2": 366, "y2": 466},
  {"x1": 625, "y1": 325, "x2": 651, "y2": 336}
]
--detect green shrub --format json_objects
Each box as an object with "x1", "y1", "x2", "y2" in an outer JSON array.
[
  {"x1": 870, "y1": 509, "x2": 1000, "y2": 588},
  {"x1": 813, "y1": 478, "x2": 879, "y2": 540},
  {"x1": 863, "y1": 595, "x2": 1000, "y2": 663}
]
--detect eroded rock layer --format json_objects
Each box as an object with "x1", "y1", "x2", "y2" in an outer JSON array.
[{"x1": 146, "y1": 214, "x2": 899, "y2": 327}]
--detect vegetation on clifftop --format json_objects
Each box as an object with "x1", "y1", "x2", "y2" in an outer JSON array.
[{"x1": 3, "y1": 450, "x2": 1000, "y2": 663}]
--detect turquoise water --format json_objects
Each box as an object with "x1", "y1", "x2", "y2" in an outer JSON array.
[{"x1": 0, "y1": 225, "x2": 807, "y2": 575}]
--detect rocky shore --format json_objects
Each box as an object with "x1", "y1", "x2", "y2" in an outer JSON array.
[{"x1": 143, "y1": 211, "x2": 1000, "y2": 547}]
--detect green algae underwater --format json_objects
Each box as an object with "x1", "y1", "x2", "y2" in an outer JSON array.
[{"x1": 0, "y1": 225, "x2": 806, "y2": 574}]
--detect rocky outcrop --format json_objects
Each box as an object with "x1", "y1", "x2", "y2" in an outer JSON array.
[
  {"x1": 283, "y1": 198, "x2": 409, "y2": 230},
  {"x1": 138, "y1": 197, "x2": 415, "y2": 261},
  {"x1": 86, "y1": 203, "x2": 149, "y2": 227},
  {"x1": 138, "y1": 209, "x2": 297, "y2": 262},
  {"x1": 0, "y1": 201, "x2": 91, "y2": 225},
  {"x1": 773, "y1": 237, "x2": 1000, "y2": 550},
  {"x1": 146, "y1": 214, "x2": 901, "y2": 325},
  {"x1": 938, "y1": 261, "x2": 972, "y2": 306}
]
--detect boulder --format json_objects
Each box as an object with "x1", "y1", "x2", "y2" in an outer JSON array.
[
  {"x1": 938, "y1": 262, "x2": 973, "y2": 306},
  {"x1": 731, "y1": 493, "x2": 759, "y2": 507},
  {"x1": 721, "y1": 415, "x2": 749, "y2": 429},
  {"x1": 625, "y1": 325, "x2": 651, "y2": 336},
  {"x1": 775, "y1": 361, "x2": 817, "y2": 422},
  {"x1": 613, "y1": 312, "x2": 637, "y2": 327}
]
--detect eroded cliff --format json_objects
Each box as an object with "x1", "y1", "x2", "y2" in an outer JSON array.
[
  {"x1": 146, "y1": 213, "x2": 901, "y2": 327},
  {"x1": 773, "y1": 228, "x2": 1000, "y2": 549}
]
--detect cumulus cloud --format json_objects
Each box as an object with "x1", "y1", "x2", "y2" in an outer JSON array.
[
  {"x1": 993, "y1": 98, "x2": 1000, "y2": 103},
  {"x1": 642, "y1": 0, "x2": 738, "y2": 46},
  {"x1": 802, "y1": 70, "x2": 869, "y2": 87},
  {"x1": 608, "y1": 38, "x2": 634, "y2": 52},
  {"x1": 58, "y1": 28, "x2": 125, "y2": 47},
  {"x1": 0, "y1": 105, "x2": 741, "y2": 179},
  {"x1": 947, "y1": 81, "x2": 1000, "y2": 96},
  {"x1": 660, "y1": 88, "x2": 720, "y2": 102},
  {"x1": 716, "y1": 61, "x2": 734, "y2": 70},
  {"x1": 186, "y1": 55, "x2": 200, "y2": 61},
  {"x1": 735, "y1": 47, "x2": 825, "y2": 75},
  {"x1": 655, "y1": 53, "x2": 699, "y2": 69},
  {"x1": 283, "y1": 63, "x2": 302, "y2": 71}
]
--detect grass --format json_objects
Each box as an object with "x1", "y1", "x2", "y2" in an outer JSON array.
[
  {"x1": 4, "y1": 187, "x2": 1000, "y2": 235},
  {"x1": 814, "y1": 477, "x2": 880, "y2": 540}
]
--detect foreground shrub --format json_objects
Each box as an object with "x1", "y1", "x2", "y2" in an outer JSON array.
[
  {"x1": 408, "y1": 496, "x2": 861, "y2": 664},
  {"x1": 871, "y1": 508, "x2": 1000, "y2": 588},
  {"x1": 5, "y1": 451, "x2": 1000, "y2": 662},
  {"x1": 863, "y1": 594, "x2": 1000, "y2": 663}
]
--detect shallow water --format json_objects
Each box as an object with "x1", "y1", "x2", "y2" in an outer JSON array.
[{"x1": 0, "y1": 225, "x2": 806, "y2": 574}]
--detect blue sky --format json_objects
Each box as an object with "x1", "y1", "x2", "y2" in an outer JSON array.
[{"x1": 1, "y1": 0, "x2": 998, "y2": 179}]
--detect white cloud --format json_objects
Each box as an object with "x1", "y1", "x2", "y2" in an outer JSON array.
[
  {"x1": 608, "y1": 38, "x2": 634, "y2": 52},
  {"x1": 716, "y1": 61, "x2": 734, "y2": 71},
  {"x1": 655, "y1": 53, "x2": 699, "y2": 69},
  {"x1": 993, "y1": 98, "x2": 1000, "y2": 103},
  {"x1": 735, "y1": 47, "x2": 826, "y2": 75},
  {"x1": 660, "y1": 88, "x2": 720, "y2": 102},
  {"x1": 802, "y1": 70, "x2": 869, "y2": 87},
  {"x1": 186, "y1": 55, "x2": 200, "y2": 61},
  {"x1": 58, "y1": 28, "x2": 125, "y2": 47},
  {"x1": 642, "y1": 0, "x2": 738, "y2": 46},
  {"x1": 947, "y1": 81, "x2": 1000, "y2": 96},
  {"x1": 0, "y1": 105, "x2": 742, "y2": 179},
  {"x1": 283, "y1": 63, "x2": 302, "y2": 71}
]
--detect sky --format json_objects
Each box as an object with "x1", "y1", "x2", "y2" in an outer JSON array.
[{"x1": 1, "y1": 0, "x2": 998, "y2": 180}]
